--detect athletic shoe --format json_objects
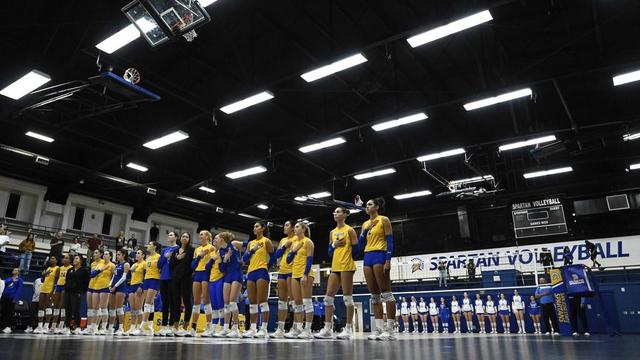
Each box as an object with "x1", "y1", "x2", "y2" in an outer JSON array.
[
  {"x1": 24, "y1": 326, "x2": 33, "y2": 334},
  {"x1": 200, "y1": 325, "x2": 214, "y2": 338},
  {"x1": 47, "y1": 327, "x2": 55, "y2": 335},
  {"x1": 336, "y1": 327, "x2": 352, "y2": 340},
  {"x1": 145, "y1": 329, "x2": 154, "y2": 337},
  {"x1": 544, "y1": 332, "x2": 550, "y2": 335},
  {"x1": 73, "y1": 328, "x2": 83, "y2": 335},
  {"x1": 173, "y1": 329, "x2": 186, "y2": 337},
  {"x1": 107, "y1": 328, "x2": 114, "y2": 336},
  {"x1": 242, "y1": 329, "x2": 256, "y2": 338},
  {"x1": 297, "y1": 329, "x2": 313, "y2": 339},
  {"x1": 2, "y1": 327, "x2": 11, "y2": 334},
  {"x1": 226, "y1": 329, "x2": 241, "y2": 338},
  {"x1": 572, "y1": 332, "x2": 579, "y2": 336},
  {"x1": 61, "y1": 329, "x2": 71, "y2": 336},
  {"x1": 270, "y1": 328, "x2": 285, "y2": 339},
  {"x1": 552, "y1": 332, "x2": 559, "y2": 336},
  {"x1": 584, "y1": 332, "x2": 590, "y2": 336},
  {"x1": 255, "y1": 328, "x2": 268, "y2": 339},
  {"x1": 97, "y1": 329, "x2": 107, "y2": 336},
  {"x1": 285, "y1": 328, "x2": 302, "y2": 339},
  {"x1": 368, "y1": 328, "x2": 383, "y2": 340},
  {"x1": 214, "y1": 328, "x2": 230, "y2": 338},
  {"x1": 130, "y1": 329, "x2": 142, "y2": 336},
  {"x1": 314, "y1": 327, "x2": 333, "y2": 339},
  {"x1": 114, "y1": 329, "x2": 124, "y2": 336},
  {"x1": 186, "y1": 329, "x2": 196, "y2": 337}
]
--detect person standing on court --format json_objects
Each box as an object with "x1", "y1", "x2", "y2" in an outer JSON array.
[
  {"x1": 1, "y1": 268, "x2": 23, "y2": 333},
  {"x1": 534, "y1": 277, "x2": 559, "y2": 335}
]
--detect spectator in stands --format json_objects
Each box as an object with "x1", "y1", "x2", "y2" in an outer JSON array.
[
  {"x1": 534, "y1": 277, "x2": 559, "y2": 335},
  {"x1": 1, "y1": 268, "x2": 24, "y2": 333},
  {"x1": 127, "y1": 234, "x2": 137, "y2": 250},
  {"x1": 467, "y1": 261, "x2": 476, "y2": 281},
  {"x1": 49, "y1": 231, "x2": 64, "y2": 262},
  {"x1": 18, "y1": 233, "x2": 36, "y2": 275},
  {"x1": 87, "y1": 234, "x2": 102, "y2": 252},
  {"x1": 540, "y1": 248, "x2": 554, "y2": 273},
  {"x1": 24, "y1": 276, "x2": 42, "y2": 333},
  {"x1": 563, "y1": 246, "x2": 574, "y2": 266},
  {"x1": 65, "y1": 255, "x2": 89, "y2": 333},
  {"x1": 438, "y1": 260, "x2": 448, "y2": 287},
  {"x1": 0, "y1": 227, "x2": 10, "y2": 254},
  {"x1": 585, "y1": 240, "x2": 601, "y2": 269},
  {"x1": 69, "y1": 236, "x2": 81, "y2": 256},
  {"x1": 115, "y1": 231, "x2": 125, "y2": 251}
]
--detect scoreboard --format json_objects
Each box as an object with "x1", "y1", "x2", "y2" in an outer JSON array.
[{"x1": 511, "y1": 197, "x2": 568, "y2": 239}]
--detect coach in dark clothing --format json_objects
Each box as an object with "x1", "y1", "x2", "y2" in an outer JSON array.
[
  {"x1": 569, "y1": 296, "x2": 590, "y2": 336},
  {"x1": 170, "y1": 233, "x2": 194, "y2": 330},
  {"x1": 65, "y1": 255, "x2": 89, "y2": 330},
  {"x1": 535, "y1": 277, "x2": 559, "y2": 334}
]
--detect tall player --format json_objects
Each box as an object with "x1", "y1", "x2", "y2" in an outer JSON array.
[
  {"x1": 139, "y1": 241, "x2": 161, "y2": 336},
  {"x1": 474, "y1": 293, "x2": 485, "y2": 334},
  {"x1": 271, "y1": 220, "x2": 295, "y2": 338},
  {"x1": 242, "y1": 222, "x2": 274, "y2": 338},
  {"x1": 34, "y1": 256, "x2": 59, "y2": 334},
  {"x1": 285, "y1": 222, "x2": 315, "y2": 339},
  {"x1": 190, "y1": 231, "x2": 215, "y2": 337},
  {"x1": 127, "y1": 249, "x2": 146, "y2": 335},
  {"x1": 316, "y1": 207, "x2": 358, "y2": 340},
  {"x1": 485, "y1": 294, "x2": 497, "y2": 334},
  {"x1": 497, "y1": 293, "x2": 511, "y2": 334},
  {"x1": 52, "y1": 254, "x2": 72, "y2": 334},
  {"x1": 359, "y1": 197, "x2": 396, "y2": 340},
  {"x1": 512, "y1": 289, "x2": 525, "y2": 334},
  {"x1": 92, "y1": 250, "x2": 115, "y2": 335},
  {"x1": 108, "y1": 249, "x2": 130, "y2": 335},
  {"x1": 82, "y1": 249, "x2": 103, "y2": 335},
  {"x1": 418, "y1": 297, "x2": 428, "y2": 334},
  {"x1": 212, "y1": 232, "x2": 244, "y2": 338},
  {"x1": 450, "y1": 295, "x2": 461, "y2": 334}
]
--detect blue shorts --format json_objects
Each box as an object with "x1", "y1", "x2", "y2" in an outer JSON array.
[
  {"x1": 247, "y1": 269, "x2": 269, "y2": 282},
  {"x1": 208, "y1": 279, "x2": 225, "y2": 310},
  {"x1": 142, "y1": 279, "x2": 160, "y2": 291},
  {"x1": 529, "y1": 308, "x2": 540, "y2": 316},
  {"x1": 278, "y1": 273, "x2": 292, "y2": 280},
  {"x1": 115, "y1": 283, "x2": 128, "y2": 293},
  {"x1": 129, "y1": 283, "x2": 143, "y2": 293},
  {"x1": 54, "y1": 285, "x2": 65, "y2": 293},
  {"x1": 224, "y1": 270, "x2": 243, "y2": 284},
  {"x1": 363, "y1": 251, "x2": 386, "y2": 267},
  {"x1": 498, "y1": 310, "x2": 510, "y2": 316},
  {"x1": 193, "y1": 270, "x2": 209, "y2": 283},
  {"x1": 88, "y1": 288, "x2": 109, "y2": 294}
]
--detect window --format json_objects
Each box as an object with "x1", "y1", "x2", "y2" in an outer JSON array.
[
  {"x1": 5, "y1": 193, "x2": 21, "y2": 218},
  {"x1": 72, "y1": 207, "x2": 85, "y2": 230},
  {"x1": 102, "y1": 213, "x2": 112, "y2": 235}
]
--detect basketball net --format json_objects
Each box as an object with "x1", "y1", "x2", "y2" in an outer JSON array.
[{"x1": 183, "y1": 29, "x2": 197, "y2": 42}]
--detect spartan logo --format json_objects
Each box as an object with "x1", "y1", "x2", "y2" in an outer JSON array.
[
  {"x1": 568, "y1": 273, "x2": 585, "y2": 286},
  {"x1": 411, "y1": 258, "x2": 425, "y2": 273}
]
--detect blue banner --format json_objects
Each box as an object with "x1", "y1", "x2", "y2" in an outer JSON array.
[{"x1": 550, "y1": 269, "x2": 573, "y2": 336}]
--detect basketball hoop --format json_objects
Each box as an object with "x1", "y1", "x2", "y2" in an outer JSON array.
[
  {"x1": 123, "y1": 68, "x2": 141, "y2": 85},
  {"x1": 183, "y1": 29, "x2": 197, "y2": 42}
]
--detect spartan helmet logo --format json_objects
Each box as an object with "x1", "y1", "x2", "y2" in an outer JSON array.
[
  {"x1": 411, "y1": 258, "x2": 425, "y2": 273},
  {"x1": 571, "y1": 274, "x2": 580, "y2": 281}
]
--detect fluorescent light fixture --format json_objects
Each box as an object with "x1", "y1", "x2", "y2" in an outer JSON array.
[
  {"x1": 219, "y1": 91, "x2": 274, "y2": 114},
  {"x1": 294, "y1": 196, "x2": 308, "y2": 202},
  {"x1": 623, "y1": 132, "x2": 640, "y2": 142},
  {"x1": 126, "y1": 162, "x2": 148, "y2": 172},
  {"x1": 198, "y1": 186, "x2": 216, "y2": 194},
  {"x1": 372, "y1": 113, "x2": 428, "y2": 132},
  {"x1": 25, "y1": 131, "x2": 55, "y2": 143},
  {"x1": 416, "y1": 148, "x2": 465, "y2": 162},
  {"x1": 309, "y1": 191, "x2": 331, "y2": 199},
  {"x1": 353, "y1": 168, "x2": 396, "y2": 180},
  {"x1": 300, "y1": 53, "x2": 368, "y2": 82},
  {"x1": 348, "y1": 209, "x2": 362, "y2": 214},
  {"x1": 257, "y1": 204, "x2": 269, "y2": 210},
  {"x1": 299, "y1": 137, "x2": 346, "y2": 153},
  {"x1": 523, "y1": 167, "x2": 573, "y2": 179},
  {"x1": 464, "y1": 88, "x2": 532, "y2": 111},
  {"x1": 449, "y1": 175, "x2": 494, "y2": 186},
  {"x1": 0, "y1": 70, "x2": 51, "y2": 100},
  {"x1": 225, "y1": 165, "x2": 267, "y2": 179},
  {"x1": 95, "y1": 17, "x2": 156, "y2": 54},
  {"x1": 613, "y1": 69, "x2": 640, "y2": 86},
  {"x1": 238, "y1": 212, "x2": 261, "y2": 220},
  {"x1": 629, "y1": 163, "x2": 640, "y2": 171},
  {"x1": 407, "y1": 10, "x2": 493, "y2": 48},
  {"x1": 101, "y1": 174, "x2": 137, "y2": 186},
  {"x1": 498, "y1": 135, "x2": 557, "y2": 151},
  {"x1": 143, "y1": 131, "x2": 189, "y2": 150},
  {"x1": 393, "y1": 190, "x2": 432, "y2": 200},
  {"x1": 200, "y1": 0, "x2": 220, "y2": 6},
  {"x1": 1, "y1": 146, "x2": 33, "y2": 157},
  {"x1": 177, "y1": 196, "x2": 211, "y2": 205}
]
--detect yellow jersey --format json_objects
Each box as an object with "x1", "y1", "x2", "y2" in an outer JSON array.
[
  {"x1": 94, "y1": 261, "x2": 115, "y2": 289},
  {"x1": 131, "y1": 261, "x2": 146, "y2": 285},
  {"x1": 41, "y1": 266, "x2": 59, "y2": 294},
  {"x1": 247, "y1": 237, "x2": 271, "y2": 273},
  {"x1": 88, "y1": 260, "x2": 103, "y2": 289},
  {"x1": 278, "y1": 236, "x2": 295, "y2": 274},
  {"x1": 292, "y1": 237, "x2": 316, "y2": 279},
  {"x1": 331, "y1": 225, "x2": 356, "y2": 272},
  {"x1": 209, "y1": 252, "x2": 224, "y2": 282},
  {"x1": 194, "y1": 244, "x2": 215, "y2": 271},
  {"x1": 363, "y1": 216, "x2": 387, "y2": 252},
  {"x1": 56, "y1": 264, "x2": 73, "y2": 286},
  {"x1": 145, "y1": 254, "x2": 161, "y2": 279}
]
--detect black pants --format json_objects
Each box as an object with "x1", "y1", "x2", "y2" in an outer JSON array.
[
  {"x1": 569, "y1": 297, "x2": 589, "y2": 334},
  {"x1": 172, "y1": 276, "x2": 192, "y2": 327},
  {"x1": 0, "y1": 297, "x2": 15, "y2": 329},
  {"x1": 64, "y1": 292, "x2": 83, "y2": 329},
  {"x1": 160, "y1": 280, "x2": 173, "y2": 326},
  {"x1": 30, "y1": 302, "x2": 39, "y2": 328},
  {"x1": 541, "y1": 303, "x2": 559, "y2": 333}
]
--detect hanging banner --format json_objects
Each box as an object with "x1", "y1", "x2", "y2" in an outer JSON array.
[{"x1": 550, "y1": 269, "x2": 573, "y2": 336}]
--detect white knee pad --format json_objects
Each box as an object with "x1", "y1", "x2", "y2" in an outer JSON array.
[
  {"x1": 204, "y1": 304, "x2": 213, "y2": 315},
  {"x1": 109, "y1": 309, "x2": 116, "y2": 317},
  {"x1": 228, "y1": 302, "x2": 238, "y2": 313},
  {"x1": 133, "y1": 310, "x2": 142, "y2": 316},
  {"x1": 381, "y1": 292, "x2": 395, "y2": 302},
  {"x1": 60, "y1": 309, "x2": 66, "y2": 318},
  {"x1": 192, "y1": 305, "x2": 200, "y2": 315},
  {"x1": 144, "y1": 304, "x2": 153, "y2": 314},
  {"x1": 294, "y1": 304, "x2": 303, "y2": 313},
  {"x1": 249, "y1": 304, "x2": 258, "y2": 315},
  {"x1": 278, "y1": 300, "x2": 288, "y2": 311},
  {"x1": 86, "y1": 309, "x2": 95, "y2": 317},
  {"x1": 371, "y1": 294, "x2": 382, "y2": 304},
  {"x1": 223, "y1": 304, "x2": 230, "y2": 315},
  {"x1": 116, "y1": 308, "x2": 124, "y2": 316},
  {"x1": 323, "y1": 296, "x2": 335, "y2": 307},
  {"x1": 95, "y1": 308, "x2": 103, "y2": 317},
  {"x1": 38, "y1": 310, "x2": 45, "y2": 318},
  {"x1": 101, "y1": 308, "x2": 109, "y2": 317},
  {"x1": 344, "y1": 295, "x2": 354, "y2": 307},
  {"x1": 303, "y1": 298, "x2": 313, "y2": 313},
  {"x1": 289, "y1": 300, "x2": 295, "y2": 308},
  {"x1": 260, "y1": 302, "x2": 269, "y2": 313},
  {"x1": 53, "y1": 309, "x2": 60, "y2": 317},
  {"x1": 45, "y1": 308, "x2": 53, "y2": 316}
]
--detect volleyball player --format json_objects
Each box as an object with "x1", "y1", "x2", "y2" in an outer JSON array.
[
  {"x1": 497, "y1": 293, "x2": 511, "y2": 334},
  {"x1": 485, "y1": 295, "x2": 497, "y2": 334},
  {"x1": 52, "y1": 254, "x2": 72, "y2": 334},
  {"x1": 428, "y1": 297, "x2": 439, "y2": 334},
  {"x1": 242, "y1": 222, "x2": 274, "y2": 338},
  {"x1": 409, "y1": 296, "x2": 419, "y2": 334},
  {"x1": 271, "y1": 220, "x2": 295, "y2": 338},
  {"x1": 212, "y1": 232, "x2": 243, "y2": 338},
  {"x1": 93, "y1": 250, "x2": 115, "y2": 335},
  {"x1": 316, "y1": 207, "x2": 358, "y2": 340},
  {"x1": 285, "y1": 222, "x2": 315, "y2": 339},
  {"x1": 126, "y1": 249, "x2": 145, "y2": 335},
  {"x1": 171, "y1": 232, "x2": 193, "y2": 336},
  {"x1": 108, "y1": 249, "x2": 130, "y2": 335},
  {"x1": 190, "y1": 231, "x2": 215, "y2": 337},
  {"x1": 474, "y1": 293, "x2": 485, "y2": 334},
  {"x1": 140, "y1": 241, "x2": 161, "y2": 336},
  {"x1": 34, "y1": 256, "x2": 58, "y2": 334},
  {"x1": 360, "y1": 198, "x2": 396, "y2": 340},
  {"x1": 157, "y1": 231, "x2": 179, "y2": 336},
  {"x1": 207, "y1": 240, "x2": 224, "y2": 336},
  {"x1": 439, "y1": 297, "x2": 451, "y2": 334},
  {"x1": 450, "y1": 295, "x2": 461, "y2": 334},
  {"x1": 512, "y1": 289, "x2": 525, "y2": 334},
  {"x1": 528, "y1": 295, "x2": 541, "y2": 334},
  {"x1": 418, "y1": 297, "x2": 427, "y2": 334},
  {"x1": 461, "y1": 292, "x2": 473, "y2": 334},
  {"x1": 82, "y1": 249, "x2": 103, "y2": 335},
  {"x1": 400, "y1": 297, "x2": 409, "y2": 333}
]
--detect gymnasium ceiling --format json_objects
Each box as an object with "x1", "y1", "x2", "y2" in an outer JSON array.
[{"x1": 1, "y1": 0, "x2": 640, "y2": 232}]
